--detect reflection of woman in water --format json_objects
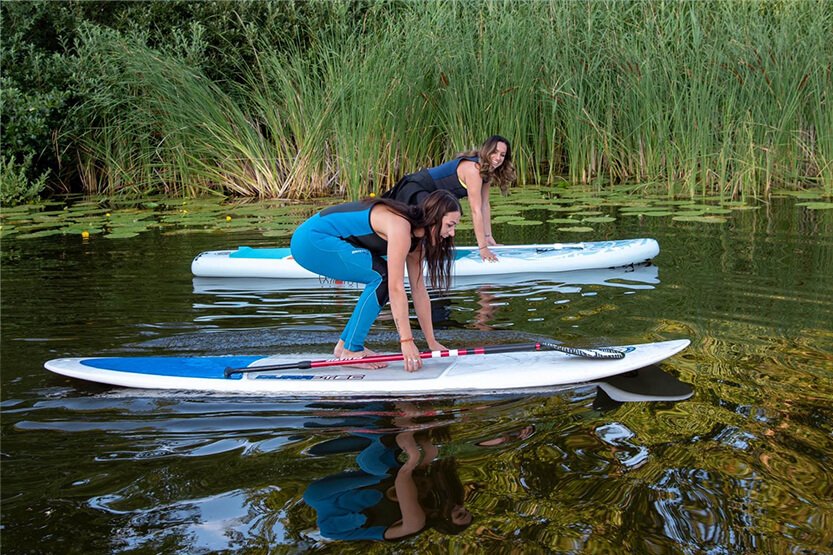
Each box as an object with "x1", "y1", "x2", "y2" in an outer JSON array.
[{"x1": 303, "y1": 426, "x2": 472, "y2": 541}]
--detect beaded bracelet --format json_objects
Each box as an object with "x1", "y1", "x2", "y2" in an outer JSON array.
[{"x1": 400, "y1": 337, "x2": 414, "y2": 343}]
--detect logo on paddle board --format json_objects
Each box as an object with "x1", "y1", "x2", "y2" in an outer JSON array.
[{"x1": 254, "y1": 374, "x2": 366, "y2": 380}]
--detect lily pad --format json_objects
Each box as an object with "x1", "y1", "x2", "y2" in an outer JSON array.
[
  {"x1": 15, "y1": 229, "x2": 65, "y2": 239},
  {"x1": 493, "y1": 215, "x2": 527, "y2": 223},
  {"x1": 104, "y1": 231, "x2": 141, "y2": 239},
  {"x1": 263, "y1": 229, "x2": 294, "y2": 238},
  {"x1": 796, "y1": 202, "x2": 833, "y2": 210},
  {"x1": 545, "y1": 205, "x2": 585, "y2": 212},
  {"x1": 557, "y1": 226, "x2": 595, "y2": 233},
  {"x1": 640, "y1": 211, "x2": 676, "y2": 217},
  {"x1": 618, "y1": 205, "x2": 657, "y2": 213},
  {"x1": 547, "y1": 218, "x2": 581, "y2": 224},
  {"x1": 582, "y1": 216, "x2": 617, "y2": 223},
  {"x1": 62, "y1": 225, "x2": 105, "y2": 235},
  {"x1": 672, "y1": 215, "x2": 728, "y2": 223},
  {"x1": 506, "y1": 219, "x2": 543, "y2": 226}
]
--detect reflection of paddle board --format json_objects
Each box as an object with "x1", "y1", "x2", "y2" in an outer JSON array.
[
  {"x1": 192, "y1": 262, "x2": 659, "y2": 294},
  {"x1": 596, "y1": 364, "x2": 694, "y2": 403},
  {"x1": 44, "y1": 339, "x2": 689, "y2": 396},
  {"x1": 191, "y1": 238, "x2": 660, "y2": 279}
]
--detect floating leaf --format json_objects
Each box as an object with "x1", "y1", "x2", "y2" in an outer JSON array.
[
  {"x1": 780, "y1": 190, "x2": 829, "y2": 199},
  {"x1": 262, "y1": 229, "x2": 294, "y2": 238},
  {"x1": 62, "y1": 225, "x2": 105, "y2": 235},
  {"x1": 545, "y1": 205, "x2": 584, "y2": 212},
  {"x1": 557, "y1": 226, "x2": 595, "y2": 233},
  {"x1": 547, "y1": 217, "x2": 580, "y2": 224},
  {"x1": 640, "y1": 211, "x2": 675, "y2": 217},
  {"x1": 583, "y1": 216, "x2": 617, "y2": 223},
  {"x1": 15, "y1": 229, "x2": 65, "y2": 239},
  {"x1": 104, "y1": 231, "x2": 140, "y2": 239},
  {"x1": 617, "y1": 206, "x2": 657, "y2": 214},
  {"x1": 493, "y1": 215, "x2": 527, "y2": 223},
  {"x1": 672, "y1": 215, "x2": 728, "y2": 223},
  {"x1": 506, "y1": 219, "x2": 543, "y2": 226},
  {"x1": 796, "y1": 202, "x2": 833, "y2": 210}
]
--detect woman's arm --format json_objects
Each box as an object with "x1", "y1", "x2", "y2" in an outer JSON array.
[
  {"x1": 459, "y1": 162, "x2": 497, "y2": 261},
  {"x1": 480, "y1": 183, "x2": 497, "y2": 246},
  {"x1": 384, "y1": 432, "x2": 427, "y2": 539},
  {"x1": 407, "y1": 250, "x2": 446, "y2": 352},
  {"x1": 375, "y1": 208, "x2": 423, "y2": 372}
]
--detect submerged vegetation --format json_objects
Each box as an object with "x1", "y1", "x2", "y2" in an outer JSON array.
[{"x1": 2, "y1": 0, "x2": 832, "y2": 205}]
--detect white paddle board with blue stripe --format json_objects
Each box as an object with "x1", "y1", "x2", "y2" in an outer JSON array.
[{"x1": 44, "y1": 339, "x2": 689, "y2": 396}]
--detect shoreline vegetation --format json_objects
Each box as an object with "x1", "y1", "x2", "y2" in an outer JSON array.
[{"x1": 2, "y1": 0, "x2": 831, "y2": 206}]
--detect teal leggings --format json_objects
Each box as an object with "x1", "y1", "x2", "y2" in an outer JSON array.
[{"x1": 290, "y1": 214, "x2": 390, "y2": 351}]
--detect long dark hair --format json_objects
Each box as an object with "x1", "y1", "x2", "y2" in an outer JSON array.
[
  {"x1": 369, "y1": 190, "x2": 460, "y2": 290},
  {"x1": 416, "y1": 457, "x2": 471, "y2": 535},
  {"x1": 456, "y1": 135, "x2": 517, "y2": 194}
]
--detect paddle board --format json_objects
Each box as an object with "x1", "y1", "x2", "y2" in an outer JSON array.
[
  {"x1": 192, "y1": 262, "x2": 659, "y2": 293},
  {"x1": 190, "y1": 238, "x2": 660, "y2": 279},
  {"x1": 44, "y1": 339, "x2": 689, "y2": 396}
]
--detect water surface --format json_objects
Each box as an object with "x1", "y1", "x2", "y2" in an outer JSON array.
[{"x1": 2, "y1": 197, "x2": 832, "y2": 553}]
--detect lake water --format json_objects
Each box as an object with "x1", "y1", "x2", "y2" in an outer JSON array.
[{"x1": 2, "y1": 196, "x2": 832, "y2": 553}]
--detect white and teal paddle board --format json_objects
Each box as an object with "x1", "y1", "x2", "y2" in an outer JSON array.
[
  {"x1": 190, "y1": 238, "x2": 660, "y2": 279},
  {"x1": 44, "y1": 339, "x2": 689, "y2": 396},
  {"x1": 192, "y1": 263, "x2": 659, "y2": 293}
]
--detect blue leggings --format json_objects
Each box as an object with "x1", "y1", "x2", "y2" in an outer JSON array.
[{"x1": 290, "y1": 215, "x2": 390, "y2": 352}]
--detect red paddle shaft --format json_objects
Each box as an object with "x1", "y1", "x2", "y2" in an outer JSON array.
[
  {"x1": 224, "y1": 342, "x2": 624, "y2": 377},
  {"x1": 224, "y1": 343, "x2": 543, "y2": 377}
]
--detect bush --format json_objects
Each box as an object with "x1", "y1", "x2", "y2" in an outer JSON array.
[{"x1": 0, "y1": 154, "x2": 48, "y2": 206}]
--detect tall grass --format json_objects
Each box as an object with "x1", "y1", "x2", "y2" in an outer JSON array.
[{"x1": 69, "y1": 0, "x2": 833, "y2": 199}]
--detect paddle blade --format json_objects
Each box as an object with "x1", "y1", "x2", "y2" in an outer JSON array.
[{"x1": 540, "y1": 342, "x2": 626, "y2": 359}]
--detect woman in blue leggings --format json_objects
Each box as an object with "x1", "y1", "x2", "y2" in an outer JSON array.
[{"x1": 290, "y1": 190, "x2": 461, "y2": 371}]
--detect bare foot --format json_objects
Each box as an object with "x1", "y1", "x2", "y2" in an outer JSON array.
[
  {"x1": 338, "y1": 348, "x2": 387, "y2": 369},
  {"x1": 334, "y1": 341, "x2": 381, "y2": 361}
]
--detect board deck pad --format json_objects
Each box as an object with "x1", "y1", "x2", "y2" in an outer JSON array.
[{"x1": 45, "y1": 339, "x2": 690, "y2": 396}]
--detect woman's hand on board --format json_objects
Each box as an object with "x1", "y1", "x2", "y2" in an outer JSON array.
[
  {"x1": 401, "y1": 338, "x2": 422, "y2": 372},
  {"x1": 479, "y1": 245, "x2": 498, "y2": 262}
]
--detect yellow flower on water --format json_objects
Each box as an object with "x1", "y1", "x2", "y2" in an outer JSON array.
[
  {"x1": 81, "y1": 230, "x2": 90, "y2": 239},
  {"x1": 226, "y1": 215, "x2": 232, "y2": 221},
  {"x1": 105, "y1": 213, "x2": 111, "y2": 217}
]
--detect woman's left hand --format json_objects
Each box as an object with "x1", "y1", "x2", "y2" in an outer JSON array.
[
  {"x1": 401, "y1": 340, "x2": 422, "y2": 372},
  {"x1": 479, "y1": 246, "x2": 498, "y2": 262}
]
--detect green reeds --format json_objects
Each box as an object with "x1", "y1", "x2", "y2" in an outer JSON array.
[{"x1": 68, "y1": 0, "x2": 833, "y2": 199}]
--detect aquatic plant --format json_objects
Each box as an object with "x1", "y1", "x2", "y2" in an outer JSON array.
[{"x1": 64, "y1": 0, "x2": 832, "y2": 200}]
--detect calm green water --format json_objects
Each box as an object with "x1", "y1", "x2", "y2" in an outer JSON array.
[{"x1": 2, "y1": 197, "x2": 832, "y2": 553}]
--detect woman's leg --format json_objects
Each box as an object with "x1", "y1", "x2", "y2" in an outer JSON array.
[{"x1": 291, "y1": 222, "x2": 390, "y2": 365}]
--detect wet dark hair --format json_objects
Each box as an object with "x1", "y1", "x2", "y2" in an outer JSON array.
[
  {"x1": 367, "y1": 190, "x2": 460, "y2": 290},
  {"x1": 418, "y1": 457, "x2": 472, "y2": 535},
  {"x1": 457, "y1": 135, "x2": 517, "y2": 194}
]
